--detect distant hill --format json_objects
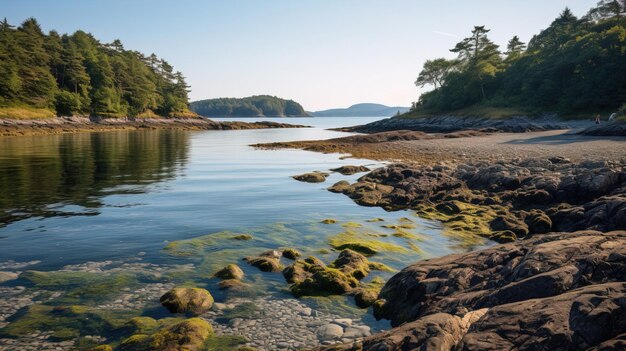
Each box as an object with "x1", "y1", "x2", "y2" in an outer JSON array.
[
  {"x1": 311, "y1": 103, "x2": 410, "y2": 117},
  {"x1": 190, "y1": 95, "x2": 310, "y2": 117}
]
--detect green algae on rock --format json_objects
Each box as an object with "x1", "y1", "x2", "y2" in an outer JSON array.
[
  {"x1": 213, "y1": 264, "x2": 244, "y2": 280},
  {"x1": 353, "y1": 277, "x2": 386, "y2": 308},
  {"x1": 328, "y1": 228, "x2": 408, "y2": 256},
  {"x1": 321, "y1": 218, "x2": 338, "y2": 224},
  {"x1": 0, "y1": 304, "x2": 138, "y2": 341},
  {"x1": 160, "y1": 288, "x2": 214, "y2": 316},
  {"x1": 18, "y1": 270, "x2": 139, "y2": 304},
  {"x1": 119, "y1": 318, "x2": 214, "y2": 351},
  {"x1": 281, "y1": 248, "x2": 301, "y2": 260},
  {"x1": 163, "y1": 231, "x2": 249, "y2": 257}
]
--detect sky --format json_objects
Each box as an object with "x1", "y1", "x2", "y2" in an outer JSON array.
[{"x1": 2, "y1": 0, "x2": 597, "y2": 111}]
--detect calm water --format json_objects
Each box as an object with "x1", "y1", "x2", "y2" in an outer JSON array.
[{"x1": 0, "y1": 117, "x2": 489, "y2": 345}]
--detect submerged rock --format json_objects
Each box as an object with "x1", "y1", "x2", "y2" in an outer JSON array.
[
  {"x1": 330, "y1": 165, "x2": 371, "y2": 175},
  {"x1": 160, "y1": 288, "x2": 214, "y2": 316},
  {"x1": 293, "y1": 171, "x2": 329, "y2": 183},
  {"x1": 214, "y1": 264, "x2": 244, "y2": 280}
]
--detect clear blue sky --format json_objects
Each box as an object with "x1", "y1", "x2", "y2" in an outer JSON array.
[{"x1": 2, "y1": 0, "x2": 596, "y2": 111}]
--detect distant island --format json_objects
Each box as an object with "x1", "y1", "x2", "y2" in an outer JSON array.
[
  {"x1": 190, "y1": 96, "x2": 310, "y2": 117},
  {"x1": 311, "y1": 103, "x2": 410, "y2": 117}
]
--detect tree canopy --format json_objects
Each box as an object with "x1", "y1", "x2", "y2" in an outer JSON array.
[
  {"x1": 190, "y1": 96, "x2": 310, "y2": 117},
  {"x1": 0, "y1": 18, "x2": 192, "y2": 118},
  {"x1": 414, "y1": 3, "x2": 626, "y2": 116}
]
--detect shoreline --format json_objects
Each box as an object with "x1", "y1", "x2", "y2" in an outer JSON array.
[
  {"x1": 0, "y1": 116, "x2": 307, "y2": 137},
  {"x1": 261, "y1": 128, "x2": 626, "y2": 350}
]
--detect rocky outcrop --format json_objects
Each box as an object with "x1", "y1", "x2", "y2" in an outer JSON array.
[
  {"x1": 338, "y1": 115, "x2": 577, "y2": 134},
  {"x1": 579, "y1": 121, "x2": 626, "y2": 136},
  {"x1": 320, "y1": 231, "x2": 626, "y2": 351},
  {"x1": 330, "y1": 165, "x2": 371, "y2": 175},
  {"x1": 293, "y1": 172, "x2": 329, "y2": 183},
  {"x1": 159, "y1": 288, "x2": 214, "y2": 316},
  {"x1": 331, "y1": 158, "x2": 625, "y2": 241}
]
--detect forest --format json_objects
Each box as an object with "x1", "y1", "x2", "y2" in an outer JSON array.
[
  {"x1": 0, "y1": 18, "x2": 194, "y2": 118},
  {"x1": 413, "y1": 0, "x2": 626, "y2": 117},
  {"x1": 190, "y1": 95, "x2": 310, "y2": 117}
]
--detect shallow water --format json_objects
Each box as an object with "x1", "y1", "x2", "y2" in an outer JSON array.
[{"x1": 0, "y1": 117, "x2": 490, "y2": 349}]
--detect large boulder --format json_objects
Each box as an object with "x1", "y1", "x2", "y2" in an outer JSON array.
[
  {"x1": 160, "y1": 288, "x2": 214, "y2": 316},
  {"x1": 374, "y1": 231, "x2": 626, "y2": 326}
]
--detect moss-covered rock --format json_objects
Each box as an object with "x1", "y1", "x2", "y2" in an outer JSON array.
[
  {"x1": 281, "y1": 248, "x2": 301, "y2": 260},
  {"x1": 290, "y1": 267, "x2": 358, "y2": 297},
  {"x1": 214, "y1": 264, "x2": 244, "y2": 280},
  {"x1": 119, "y1": 318, "x2": 213, "y2": 351},
  {"x1": 352, "y1": 277, "x2": 385, "y2": 308},
  {"x1": 321, "y1": 218, "x2": 338, "y2": 224},
  {"x1": 243, "y1": 256, "x2": 283, "y2": 272},
  {"x1": 330, "y1": 249, "x2": 370, "y2": 280},
  {"x1": 160, "y1": 288, "x2": 214, "y2": 316}
]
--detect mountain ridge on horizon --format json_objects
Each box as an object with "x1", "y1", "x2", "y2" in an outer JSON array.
[{"x1": 311, "y1": 103, "x2": 410, "y2": 117}]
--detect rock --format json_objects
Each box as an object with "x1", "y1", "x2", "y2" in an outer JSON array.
[
  {"x1": 353, "y1": 288, "x2": 379, "y2": 308},
  {"x1": 244, "y1": 256, "x2": 283, "y2": 272},
  {"x1": 89, "y1": 346, "x2": 113, "y2": 351},
  {"x1": 119, "y1": 318, "x2": 213, "y2": 351},
  {"x1": 321, "y1": 218, "x2": 338, "y2": 224},
  {"x1": 293, "y1": 172, "x2": 329, "y2": 183},
  {"x1": 374, "y1": 231, "x2": 626, "y2": 327},
  {"x1": 332, "y1": 318, "x2": 352, "y2": 327},
  {"x1": 458, "y1": 283, "x2": 626, "y2": 350},
  {"x1": 0, "y1": 271, "x2": 18, "y2": 283},
  {"x1": 214, "y1": 264, "x2": 244, "y2": 280},
  {"x1": 330, "y1": 249, "x2": 370, "y2": 280},
  {"x1": 317, "y1": 323, "x2": 344, "y2": 340},
  {"x1": 160, "y1": 288, "x2": 214, "y2": 316},
  {"x1": 319, "y1": 310, "x2": 486, "y2": 351},
  {"x1": 218, "y1": 279, "x2": 251, "y2": 292},
  {"x1": 232, "y1": 234, "x2": 253, "y2": 241},
  {"x1": 330, "y1": 165, "x2": 371, "y2": 175},
  {"x1": 282, "y1": 248, "x2": 301, "y2": 260},
  {"x1": 328, "y1": 181, "x2": 352, "y2": 193}
]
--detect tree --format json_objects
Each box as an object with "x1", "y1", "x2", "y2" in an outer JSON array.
[
  {"x1": 415, "y1": 58, "x2": 457, "y2": 89},
  {"x1": 450, "y1": 26, "x2": 500, "y2": 63},
  {"x1": 588, "y1": 0, "x2": 626, "y2": 19},
  {"x1": 505, "y1": 36, "x2": 526, "y2": 59}
]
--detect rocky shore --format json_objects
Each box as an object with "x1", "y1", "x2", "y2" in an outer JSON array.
[
  {"x1": 258, "y1": 122, "x2": 626, "y2": 350},
  {"x1": 334, "y1": 115, "x2": 588, "y2": 134},
  {"x1": 0, "y1": 116, "x2": 306, "y2": 137}
]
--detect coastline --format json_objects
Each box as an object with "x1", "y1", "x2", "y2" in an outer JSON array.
[
  {"x1": 0, "y1": 116, "x2": 307, "y2": 137},
  {"x1": 259, "y1": 126, "x2": 626, "y2": 350}
]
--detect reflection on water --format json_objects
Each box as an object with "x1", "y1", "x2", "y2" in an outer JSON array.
[{"x1": 0, "y1": 130, "x2": 189, "y2": 226}]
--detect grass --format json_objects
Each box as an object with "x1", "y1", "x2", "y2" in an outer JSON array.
[{"x1": 0, "y1": 106, "x2": 56, "y2": 120}]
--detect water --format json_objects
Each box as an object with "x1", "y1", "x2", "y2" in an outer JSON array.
[{"x1": 0, "y1": 117, "x2": 489, "y2": 349}]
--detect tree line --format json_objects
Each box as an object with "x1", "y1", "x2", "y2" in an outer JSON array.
[
  {"x1": 0, "y1": 18, "x2": 192, "y2": 118},
  {"x1": 414, "y1": 0, "x2": 626, "y2": 115},
  {"x1": 190, "y1": 95, "x2": 310, "y2": 117}
]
